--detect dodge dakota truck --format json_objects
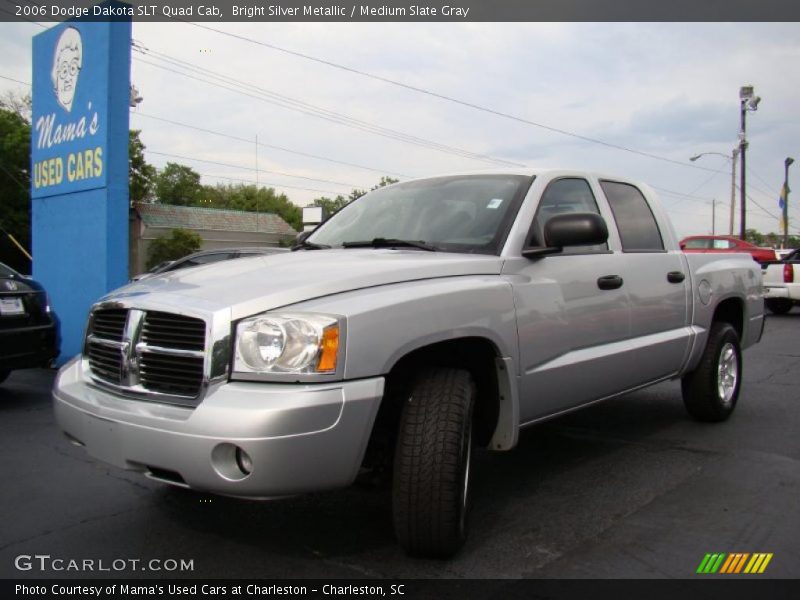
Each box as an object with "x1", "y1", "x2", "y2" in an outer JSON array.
[{"x1": 53, "y1": 170, "x2": 764, "y2": 557}]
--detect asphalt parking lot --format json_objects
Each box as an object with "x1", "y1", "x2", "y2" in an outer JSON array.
[{"x1": 1, "y1": 312, "x2": 799, "y2": 580}]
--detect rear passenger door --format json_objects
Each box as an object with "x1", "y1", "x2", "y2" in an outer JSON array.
[{"x1": 599, "y1": 180, "x2": 692, "y2": 384}]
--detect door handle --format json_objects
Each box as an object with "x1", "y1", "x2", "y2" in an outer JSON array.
[
  {"x1": 597, "y1": 275, "x2": 624, "y2": 290},
  {"x1": 667, "y1": 271, "x2": 686, "y2": 283}
]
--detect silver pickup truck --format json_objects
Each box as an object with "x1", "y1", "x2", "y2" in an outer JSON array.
[{"x1": 53, "y1": 170, "x2": 764, "y2": 557}]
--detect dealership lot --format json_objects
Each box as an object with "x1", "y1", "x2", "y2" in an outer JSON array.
[{"x1": 1, "y1": 313, "x2": 799, "y2": 579}]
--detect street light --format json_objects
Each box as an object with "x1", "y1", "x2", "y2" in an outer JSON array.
[
  {"x1": 783, "y1": 157, "x2": 794, "y2": 248},
  {"x1": 690, "y1": 148, "x2": 740, "y2": 235},
  {"x1": 739, "y1": 85, "x2": 761, "y2": 240}
]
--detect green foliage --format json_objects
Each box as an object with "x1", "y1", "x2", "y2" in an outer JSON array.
[
  {"x1": 201, "y1": 183, "x2": 302, "y2": 230},
  {"x1": 312, "y1": 176, "x2": 399, "y2": 219},
  {"x1": 745, "y1": 229, "x2": 800, "y2": 248},
  {"x1": 146, "y1": 228, "x2": 202, "y2": 269},
  {"x1": 129, "y1": 130, "x2": 156, "y2": 204},
  {"x1": 0, "y1": 105, "x2": 32, "y2": 272},
  {"x1": 312, "y1": 195, "x2": 350, "y2": 217},
  {"x1": 155, "y1": 162, "x2": 204, "y2": 206}
]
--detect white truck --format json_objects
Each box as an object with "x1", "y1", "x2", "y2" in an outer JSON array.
[
  {"x1": 762, "y1": 248, "x2": 800, "y2": 314},
  {"x1": 53, "y1": 169, "x2": 764, "y2": 557}
]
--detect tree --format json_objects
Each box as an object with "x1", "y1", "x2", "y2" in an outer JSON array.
[
  {"x1": 129, "y1": 130, "x2": 156, "y2": 204},
  {"x1": 201, "y1": 183, "x2": 302, "y2": 230},
  {"x1": 155, "y1": 162, "x2": 203, "y2": 205},
  {"x1": 0, "y1": 102, "x2": 32, "y2": 273},
  {"x1": 312, "y1": 176, "x2": 400, "y2": 219},
  {"x1": 371, "y1": 176, "x2": 399, "y2": 191},
  {"x1": 313, "y1": 195, "x2": 350, "y2": 217},
  {"x1": 146, "y1": 228, "x2": 202, "y2": 269}
]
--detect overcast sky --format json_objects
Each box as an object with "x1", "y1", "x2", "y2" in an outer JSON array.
[{"x1": 2, "y1": 20, "x2": 799, "y2": 238}]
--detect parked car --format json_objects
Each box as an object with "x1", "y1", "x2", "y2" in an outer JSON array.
[
  {"x1": 54, "y1": 170, "x2": 763, "y2": 557},
  {"x1": 762, "y1": 248, "x2": 800, "y2": 314},
  {"x1": 679, "y1": 235, "x2": 777, "y2": 264},
  {"x1": 0, "y1": 262, "x2": 60, "y2": 384},
  {"x1": 132, "y1": 246, "x2": 289, "y2": 281}
]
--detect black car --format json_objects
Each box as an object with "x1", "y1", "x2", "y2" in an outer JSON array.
[
  {"x1": 0, "y1": 262, "x2": 60, "y2": 384},
  {"x1": 132, "y1": 246, "x2": 289, "y2": 281}
]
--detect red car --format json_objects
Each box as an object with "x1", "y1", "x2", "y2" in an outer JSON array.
[{"x1": 679, "y1": 235, "x2": 777, "y2": 264}]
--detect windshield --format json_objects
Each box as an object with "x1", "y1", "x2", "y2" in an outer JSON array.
[{"x1": 308, "y1": 174, "x2": 533, "y2": 254}]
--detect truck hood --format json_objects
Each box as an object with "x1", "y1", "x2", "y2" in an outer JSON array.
[{"x1": 107, "y1": 249, "x2": 505, "y2": 319}]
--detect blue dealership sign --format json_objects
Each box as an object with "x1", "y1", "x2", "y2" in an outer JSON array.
[
  {"x1": 32, "y1": 23, "x2": 112, "y2": 197},
  {"x1": 31, "y1": 7, "x2": 131, "y2": 363}
]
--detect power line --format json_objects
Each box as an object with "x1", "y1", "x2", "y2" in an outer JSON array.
[
  {"x1": 145, "y1": 150, "x2": 341, "y2": 195},
  {"x1": 131, "y1": 112, "x2": 410, "y2": 178},
  {"x1": 0, "y1": 74, "x2": 31, "y2": 87},
  {"x1": 186, "y1": 22, "x2": 724, "y2": 175},
  {"x1": 146, "y1": 149, "x2": 361, "y2": 189},
  {"x1": 132, "y1": 47, "x2": 526, "y2": 168}
]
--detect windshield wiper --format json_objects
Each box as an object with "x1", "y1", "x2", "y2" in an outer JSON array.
[
  {"x1": 341, "y1": 238, "x2": 438, "y2": 252},
  {"x1": 291, "y1": 240, "x2": 331, "y2": 251}
]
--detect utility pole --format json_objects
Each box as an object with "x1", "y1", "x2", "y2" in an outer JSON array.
[
  {"x1": 739, "y1": 85, "x2": 761, "y2": 241},
  {"x1": 712, "y1": 199, "x2": 716, "y2": 235},
  {"x1": 255, "y1": 133, "x2": 260, "y2": 231},
  {"x1": 729, "y1": 147, "x2": 739, "y2": 235},
  {"x1": 784, "y1": 157, "x2": 794, "y2": 248}
]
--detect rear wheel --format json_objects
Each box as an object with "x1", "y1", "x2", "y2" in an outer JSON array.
[
  {"x1": 392, "y1": 367, "x2": 475, "y2": 558},
  {"x1": 681, "y1": 322, "x2": 742, "y2": 422},
  {"x1": 765, "y1": 298, "x2": 793, "y2": 315}
]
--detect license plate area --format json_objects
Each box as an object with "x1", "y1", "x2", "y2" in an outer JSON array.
[{"x1": 0, "y1": 297, "x2": 25, "y2": 316}]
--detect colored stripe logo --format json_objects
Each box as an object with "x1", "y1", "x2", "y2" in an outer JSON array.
[{"x1": 696, "y1": 553, "x2": 773, "y2": 574}]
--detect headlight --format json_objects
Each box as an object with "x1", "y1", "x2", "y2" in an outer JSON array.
[{"x1": 233, "y1": 312, "x2": 341, "y2": 375}]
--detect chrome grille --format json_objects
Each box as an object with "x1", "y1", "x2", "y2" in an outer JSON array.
[
  {"x1": 141, "y1": 311, "x2": 205, "y2": 351},
  {"x1": 91, "y1": 308, "x2": 128, "y2": 341},
  {"x1": 85, "y1": 308, "x2": 208, "y2": 405},
  {"x1": 139, "y1": 351, "x2": 205, "y2": 396},
  {"x1": 86, "y1": 308, "x2": 128, "y2": 385},
  {"x1": 86, "y1": 337, "x2": 124, "y2": 383}
]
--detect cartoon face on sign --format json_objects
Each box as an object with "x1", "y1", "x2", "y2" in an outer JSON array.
[{"x1": 50, "y1": 27, "x2": 82, "y2": 112}]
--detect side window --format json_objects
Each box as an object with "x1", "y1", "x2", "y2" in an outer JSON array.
[
  {"x1": 712, "y1": 239, "x2": 734, "y2": 249},
  {"x1": 600, "y1": 181, "x2": 664, "y2": 252},
  {"x1": 683, "y1": 238, "x2": 710, "y2": 249},
  {"x1": 529, "y1": 178, "x2": 607, "y2": 253}
]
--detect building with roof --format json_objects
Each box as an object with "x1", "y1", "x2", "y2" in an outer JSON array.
[{"x1": 130, "y1": 203, "x2": 297, "y2": 276}]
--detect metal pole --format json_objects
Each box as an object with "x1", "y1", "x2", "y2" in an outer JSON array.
[
  {"x1": 712, "y1": 199, "x2": 716, "y2": 235},
  {"x1": 729, "y1": 148, "x2": 738, "y2": 236},
  {"x1": 739, "y1": 101, "x2": 747, "y2": 241},
  {"x1": 784, "y1": 158, "x2": 794, "y2": 248},
  {"x1": 255, "y1": 133, "x2": 259, "y2": 231}
]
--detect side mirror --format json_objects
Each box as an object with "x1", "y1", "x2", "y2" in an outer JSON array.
[
  {"x1": 523, "y1": 212, "x2": 608, "y2": 258},
  {"x1": 295, "y1": 230, "x2": 311, "y2": 244}
]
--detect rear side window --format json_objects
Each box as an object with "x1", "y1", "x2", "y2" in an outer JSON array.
[
  {"x1": 600, "y1": 181, "x2": 664, "y2": 252},
  {"x1": 683, "y1": 239, "x2": 710, "y2": 249},
  {"x1": 712, "y1": 239, "x2": 735, "y2": 249}
]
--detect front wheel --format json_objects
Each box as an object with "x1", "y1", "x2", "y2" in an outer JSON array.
[
  {"x1": 765, "y1": 298, "x2": 793, "y2": 315},
  {"x1": 681, "y1": 322, "x2": 742, "y2": 422},
  {"x1": 392, "y1": 367, "x2": 475, "y2": 558}
]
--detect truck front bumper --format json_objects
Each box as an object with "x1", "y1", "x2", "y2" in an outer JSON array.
[{"x1": 53, "y1": 357, "x2": 384, "y2": 497}]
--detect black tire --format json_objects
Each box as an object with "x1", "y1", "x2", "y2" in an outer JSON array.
[
  {"x1": 681, "y1": 322, "x2": 742, "y2": 422},
  {"x1": 0, "y1": 370, "x2": 9, "y2": 385},
  {"x1": 392, "y1": 367, "x2": 475, "y2": 558},
  {"x1": 765, "y1": 298, "x2": 793, "y2": 315}
]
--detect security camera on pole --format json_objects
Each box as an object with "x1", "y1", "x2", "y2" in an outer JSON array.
[{"x1": 739, "y1": 85, "x2": 761, "y2": 241}]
